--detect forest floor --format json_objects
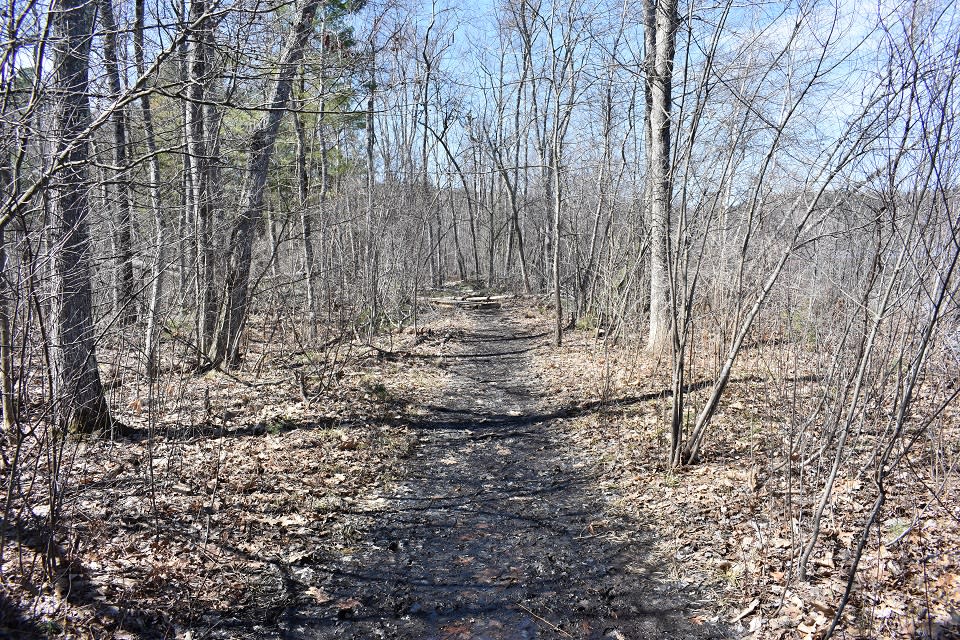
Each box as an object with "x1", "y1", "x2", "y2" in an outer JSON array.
[{"x1": 2, "y1": 294, "x2": 958, "y2": 639}]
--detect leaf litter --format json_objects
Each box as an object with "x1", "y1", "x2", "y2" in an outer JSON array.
[
  {"x1": 532, "y1": 321, "x2": 960, "y2": 640},
  {"x1": 4, "y1": 299, "x2": 955, "y2": 639},
  {"x1": 1, "y1": 319, "x2": 433, "y2": 638}
]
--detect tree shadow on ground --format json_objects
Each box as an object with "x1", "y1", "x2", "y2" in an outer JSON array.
[
  {"x1": 0, "y1": 515, "x2": 149, "y2": 639},
  {"x1": 221, "y1": 308, "x2": 732, "y2": 640},
  {"x1": 274, "y1": 418, "x2": 726, "y2": 639},
  {"x1": 53, "y1": 307, "x2": 733, "y2": 639},
  {"x1": 0, "y1": 590, "x2": 48, "y2": 639}
]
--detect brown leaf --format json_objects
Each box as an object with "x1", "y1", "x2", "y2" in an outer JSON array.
[
  {"x1": 336, "y1": 598, "x2": 362, "y2": 613},
  {"x1": 305, "y1": 587, "x2": 332, "y2": 604},
  {"x1": 797, "y1": 619, "x2": 818, "y2": 634}
]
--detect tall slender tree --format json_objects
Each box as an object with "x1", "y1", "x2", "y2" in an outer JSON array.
[
  {"x1": 211, "y1": 0, "x2": 326, "y2": 366},
  {"x1": 643, "y1": 0, "x2": 678, "y2": 354},
  {"x1": 99, "y1": 0, "x2": 136, "y2": 325},
  {"x1": 49, "y1": 0, "x2": 113, "y2": 433},
  {"x1": 136, "y1": 0, "x2": 166, "y2": 379},
  {"x1": 186, "y1": 0, "x2": 217, "y2": 357}
]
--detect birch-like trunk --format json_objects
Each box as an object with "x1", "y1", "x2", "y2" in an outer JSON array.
[
  {"x1": 644, "y1": 0, "x2": 677, "y2": 354},
  {"x1": 136, "y1": 0, "x2": 166, "y2": 379}
]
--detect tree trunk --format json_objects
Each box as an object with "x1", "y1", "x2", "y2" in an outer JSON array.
[
  {"x1": 495, "y1": 166, "x2": 530, "y2": 294},
  {"x1": 186, "y1": 0, "x2": 217, "y2": 356},
  {"x1": 448, "y1": 188, "x2": 466, "y2": 279},
  {"x1": 99, "y1": 0, "x2": 136, "y2": 325},
  {"x1": 512, "y1": 35, "x2": 532, "y2": 295},
  {"x1": 0, "y1": 115, "x2": 14, "y2": 433},
  {"x1": 293, "y1": 89, "x2": 316, "y2": 335},
  {"x1": 136, "y1": 0, "x2": 166, "y2": 379},
  {"x1": 211, "y1": 0, "x2": 322, "y2": 367},
  {"x1": 551, "y1": 129, "x2": 563, "y2": 345},
  {"x1": 644, "y1": 0, "x2": 677, "y2": 354},
  {"x1": 432, "y1": 119, "x2": 476, "y2": 283},
  {"x1": 0, "y1": 214, "x2": 13, "y2": 433},
  {"x1": 49, "y1": 0, "x2": 113, "y2": 433},
  {"x1": 365, "y1": 61, "x2": 380, "y2": 319}
]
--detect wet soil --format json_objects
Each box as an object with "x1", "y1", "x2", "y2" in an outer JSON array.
[{"x1": 226, "y1": 305, "x2": 728, "y2": 639}]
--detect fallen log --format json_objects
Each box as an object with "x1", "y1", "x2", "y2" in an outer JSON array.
[{"x1": 421, "y1": 296, "x2": 505, "y2": 309}]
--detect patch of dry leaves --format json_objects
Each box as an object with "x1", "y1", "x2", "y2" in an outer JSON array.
[
  {"x1": 531, "y1": 325, "x2": 960, "y2": 640},
  {"x1": 4, "y1": 303, "x2": 956, "y2": 640},
  {"x1": 0, "y1": 315, "x2": 456, "y2": 639}
]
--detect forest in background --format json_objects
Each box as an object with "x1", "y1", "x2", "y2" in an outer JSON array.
[{"x1": 0, "y1": 0, "x2": 958, "y2": 636}]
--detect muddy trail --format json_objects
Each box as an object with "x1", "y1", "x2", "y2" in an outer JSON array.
[{"x1": 249, "y1": 304, "x2": 727, "y2": 639}]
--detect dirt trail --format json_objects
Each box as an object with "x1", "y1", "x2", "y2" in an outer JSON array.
[{"x1": 277, "y1": 304, "x2": 728, "y2": 639}]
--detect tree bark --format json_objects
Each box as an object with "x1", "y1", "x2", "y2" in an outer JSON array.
[
  {"x1": 0, "y1": 205, "x2": 13, "y2": 433},
  {"x1": 99, "y1": 0, "x2": 136, "y2": 325},
  {"x1": 186, "y1": 0, "x2": 217, "y2": 356},
  {"x1": 136, "y1": 0, "x2": 166, "y2": 379},
  {"x1": 511, "y1": 27, "x2": 531, "y2": 295},
  {"x1": 552, "y1": 148, "x2": 562, "y2": 346},
  {"x1": 294, "y1": 102, "x2": 317, "y2": 333},
  {"x1": 49, "y1": 0, "x2": 112, "y2": 433},
  {"x1": 211, "y1": 0, "x2": 322, "y2": 366},
  {"x1": 365, "y1": 61, "x2": 379, "y2": 317},
  {"x1": 644, "y1": 0, "x2": 677, "y2": 354}
]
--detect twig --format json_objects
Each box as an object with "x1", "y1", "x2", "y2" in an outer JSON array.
[{"x1": 517, "y1": 604, "x2": 573, "y2": 638}]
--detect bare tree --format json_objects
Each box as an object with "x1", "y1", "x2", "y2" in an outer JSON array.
[
  {"x1": 642, "y1": 0, "x2": 677, "y2": 354},
  {"x1": 678, "y1": 5, "x2": 885, "y2": 464},
  {"x1": 186, "y1": 0, "x2": 217, "y2": 357},
  {"x1": 211, "y1": 0, "x2": 324, "y2": 367},
  {"x1": 541, "y1": 0, "x2": 589, "y2": 345},
  {"x1": 136, "y1": 0, "x2": 167, "y2": 379},
  {"x1": 99, "y1": 0, "x2": 136, "y2": 326},
  {"x1": 48, "y1": 0, "x2": 113, "y2": 433},
  {"x1": 0, "y1": 168, "x2": 12, "y2": 433}
]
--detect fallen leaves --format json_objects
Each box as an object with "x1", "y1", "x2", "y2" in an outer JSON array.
[
  {"x1": 5, "y1": 303, "x2": 958, "y2": 639},
  {"x1": 0, "y1": 313, "x2": 454, "y2": 638},
  {"x1": 304, "y1": 586, "x2": 332, "y2": 604},
  {"x1": 731, "y1": 597, "x2": 760, "y2": 622},
  {"x1": 531, "y1": 322, "x2": 960, "y2": 640},
  {"x1": 335, "y1": 597, "x2": 362, "y2": 617}
]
